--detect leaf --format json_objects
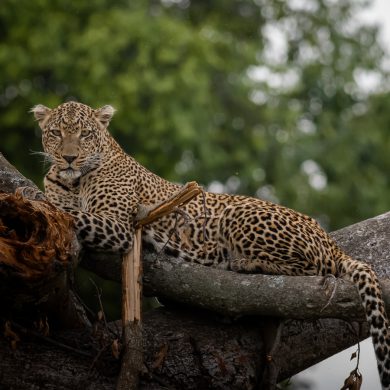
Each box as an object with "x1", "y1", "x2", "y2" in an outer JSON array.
[
  {"x1": 340, "y1": 369, "x2": 362, "y2": 390},
  {"x1": 350, "y1": 351, "x2": 357, "y2": 361}
]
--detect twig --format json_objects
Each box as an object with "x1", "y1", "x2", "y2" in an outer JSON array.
[
  {"x1": 72, "y1": 290, "x2": 96, "y2": 320},
  {"x1": 10, "y1": 321, "x2": 93, "y2": 358},
  {"x1": 200, "y1": 189, "x2": 210, "y2": 243},
  {"x1": 340, "y1": 321, "x2": 363, "y2": 390},
  {"x1": 89, "y1": 278, "x2": 109, "y2": 328},
  {"x1": 320, "y1": 274, "x2": 341, "y2": 313},
  {"x1": 89, "y1": 344, "x2": 110, "y2": 372},
  {"x1": 261, "y1": 319, "x2": 285, "y2": 390},
  {"x1": 134, "y1": 181, "x2": 202, "y2": 228},
  {"x1": 158, "y1": 212, "x2": 180, "y2": 255}
]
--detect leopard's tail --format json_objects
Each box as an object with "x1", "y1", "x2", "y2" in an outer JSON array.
[{"x1": 336, "y1": 252, "x2": 390, "y2": 389}]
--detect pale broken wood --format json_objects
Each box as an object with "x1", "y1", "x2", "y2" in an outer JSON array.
[
  {"x1": 117, "y1": 229, "x2": 143, "y2": 390},
  {"x1": 122, "y1": 229, "x2": 143, "y2": 324},
  {"x1": 134, "y1": 181, "x2": 202, "y2": 227},
  {"x1": 117, "y1": 182, "x2": 202, "y2": 390}
]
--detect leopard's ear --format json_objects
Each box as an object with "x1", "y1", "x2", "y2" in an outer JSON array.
[
  {"x1": 30, "y1": 104, "x2": 51, "y2": 124},
  {"x1": 95, "y1": 105, "x2": 116, "y2": 127}
]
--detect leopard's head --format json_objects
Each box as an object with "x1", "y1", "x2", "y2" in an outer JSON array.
[{"x1": 32, "y1": 101, "x2": 115, "y2": 181}]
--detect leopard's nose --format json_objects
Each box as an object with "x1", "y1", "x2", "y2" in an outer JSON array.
[{"x1": 63, "y1": 155, "x2": 77, "y2": 164}]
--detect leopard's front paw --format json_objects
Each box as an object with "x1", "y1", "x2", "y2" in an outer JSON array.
[{"x1": 15, "y1": 186, "x2": 46, "y2": 201}]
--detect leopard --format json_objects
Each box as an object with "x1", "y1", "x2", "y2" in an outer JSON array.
[{"x1": 32, "y1": 101, "x2": 390, "y2": 388}]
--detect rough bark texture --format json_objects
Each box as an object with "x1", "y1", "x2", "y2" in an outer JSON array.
[
  {"x1": 0, "y1": 152, "x2": 388, "y2": 389},
  {"x1": 0, "y1": 307, "x2": 366, "y2": 390},
  {"x1": 0, "y1": 153, "x2": 37, "y2": 193},
  {"x1": 332, "y1": 212, "x2": 390, "y2": 278}
]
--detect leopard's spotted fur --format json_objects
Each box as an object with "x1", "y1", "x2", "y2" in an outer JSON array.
[{"x1": 32, "y1": 101, "x2": 390, "y2": 388}]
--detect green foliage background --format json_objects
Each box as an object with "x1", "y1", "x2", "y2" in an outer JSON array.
[
  {"x1": 1, "y1": 0, "x2": 389, "y2": 318},
  {"x1": 1, "y1": 0, "x2": 389, "y2": 230}
]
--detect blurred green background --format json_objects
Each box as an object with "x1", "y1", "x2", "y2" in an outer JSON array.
[{"x1": 1, "y1": 0, "x2": 389, "y2": 319}]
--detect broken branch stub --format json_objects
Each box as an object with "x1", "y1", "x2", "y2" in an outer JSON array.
[
  {"x1": 135, "y1": 181, "x2": 202, "y2": 227},
  {"x1": 0, "y1": 191, "x2": 78, "y2": 281},
  {"x1": 117, "y1": 229, "x2": 143, "y2": 390},
  {"x1": 0, "y1": 190, "x2": 86, "y2": 327}
]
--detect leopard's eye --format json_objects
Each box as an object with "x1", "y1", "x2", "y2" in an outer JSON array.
[
  {"x1": 50, "y1": 129, "x2": 61, "y2": 137},
  {"x1": 81, "y1": 129, "x2": 91, "y2": 137}
]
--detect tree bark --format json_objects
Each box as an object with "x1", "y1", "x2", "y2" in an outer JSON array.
[
  {"x1": 0, "y1": 152, "x2": 387, "y2": 388},
  {"x1": 0, "y1": 307, "x2": 366, "y2": 390}
]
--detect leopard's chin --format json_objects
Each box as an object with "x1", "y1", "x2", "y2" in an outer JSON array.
[{"x1": 59, "y1": 168, "x2": 82, "y2": 181}]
